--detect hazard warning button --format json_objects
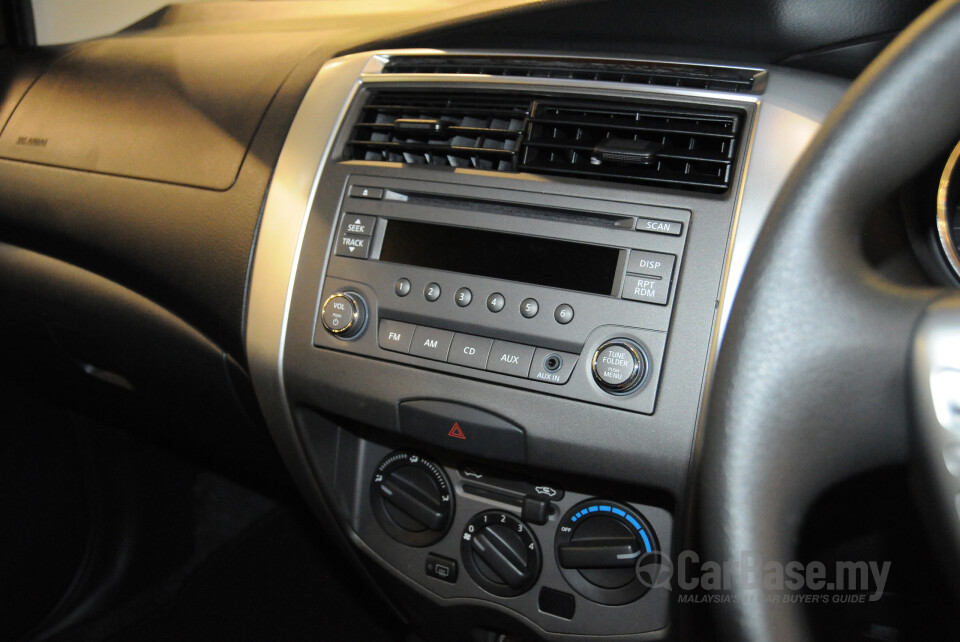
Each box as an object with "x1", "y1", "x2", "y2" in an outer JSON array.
[{"x1": 398, "y1": 400, "x2": 526, "y2": 463}]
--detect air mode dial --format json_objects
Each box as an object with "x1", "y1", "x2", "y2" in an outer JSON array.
[{"x1": 370, "y1": 452, "x2": 453, "y2": 546}]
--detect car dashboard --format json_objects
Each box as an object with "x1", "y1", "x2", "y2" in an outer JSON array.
[{"x1": 0, "y1": 1, "x2": 953, "y2": 640}]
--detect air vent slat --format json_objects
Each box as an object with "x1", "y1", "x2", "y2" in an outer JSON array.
[
  {"x1": 355, "y1": 124, "x2": 521, "y2": 137},
  {"x1": 348, "y1": 90, "x2": 528, "y2": 172},
  {"x1": 382, "y1": 55, "x2": 763, "y2": 94},
  {"x1": 519, "y1": 101, "x2": 740, "y2": 192},
  {"x1": 523, "y1": 141, "x2": 733, "y2": 165},
  {"x1": 347, "y1": 89, "x2": 744, "y2": 193}
]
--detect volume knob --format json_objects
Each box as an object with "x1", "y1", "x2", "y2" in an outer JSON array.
[{"x1": 321, "y1": 291, "x2": 367, "y2": 338}]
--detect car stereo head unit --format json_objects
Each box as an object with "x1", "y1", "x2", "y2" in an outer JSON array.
[{"x1": 312, "y1": 175, "x2": 691, "y2": 414}]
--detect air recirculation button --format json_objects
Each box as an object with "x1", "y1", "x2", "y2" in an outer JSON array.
[
  {"x1": 370, "y1": 452, "x2": 454, "y2": 546},
  {"x1": 461, "y1": 511, "x2": 541, "y2": 596}
]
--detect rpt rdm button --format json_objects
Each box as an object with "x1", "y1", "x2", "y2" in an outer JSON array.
[
  {"x1": 622, "y1": 275, "x2": 669, "y2": 305},
  {"x1": 378, "y1": 319, "x2": 416, "y2": 353}
]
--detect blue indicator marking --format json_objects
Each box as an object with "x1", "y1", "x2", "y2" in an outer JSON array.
[
  {"x1": 599, "y1": 505, "x2": 612, "y2": 512},
  {"x1": 571, "y1": 515, "x2": 578, "y2": 522},
  {"x1": 588, "y1": 506, "x2": 599, "y2": 513},
  {"x1": 639, "y1": 529, "x2": 652, "y2": 551},
  {"x1": 626, "y1": 515, "x2": 642, "y2": 531},
  {"x1": 612, "y1": 508, "x2": 626, "y2": 517}
]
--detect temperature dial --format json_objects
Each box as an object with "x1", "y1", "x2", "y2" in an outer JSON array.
[
  {"x1": 461, "y1": 511, "x2": 541, "y2": 597},
  {"x1": 370, "y1": 452, "x2": 453, "y2": 547},
  {"x1": 555, "y1": 499, "x2": 658, "y2": 605}
]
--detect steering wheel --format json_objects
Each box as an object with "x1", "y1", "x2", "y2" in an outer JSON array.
[{"x1": 700, "y1": 0, "x2": 960, "y2": 639}]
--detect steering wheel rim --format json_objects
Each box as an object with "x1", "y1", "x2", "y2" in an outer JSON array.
[{"x1": 700, "y1": 1, "x2": 960, "y2": 639}]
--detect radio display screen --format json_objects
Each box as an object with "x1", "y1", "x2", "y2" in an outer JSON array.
[{"x1": 378, "y1": 220, "x2": 620, "y2": 295}]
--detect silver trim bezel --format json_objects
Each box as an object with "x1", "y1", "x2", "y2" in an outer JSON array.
[{"x1": 937, "y1": 139, "x2": 960, "y2": 279}]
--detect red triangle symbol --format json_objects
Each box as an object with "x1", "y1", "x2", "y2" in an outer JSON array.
[{"x1": 448, "y1": 422, "x2": 466, "y2": 440}]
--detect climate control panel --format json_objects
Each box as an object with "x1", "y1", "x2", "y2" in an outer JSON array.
[{"x1": 359, "y1": 451, "x2": 672, "y2": 637}]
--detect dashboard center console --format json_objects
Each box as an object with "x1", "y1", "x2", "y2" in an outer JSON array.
[{"x1": 245, "y1": 49, "x2": 848, "y2": 641}]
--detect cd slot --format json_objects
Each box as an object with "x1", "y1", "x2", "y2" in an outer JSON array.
[{"x1": 384, "y1": 190, "x2": 635, "y2": 230}]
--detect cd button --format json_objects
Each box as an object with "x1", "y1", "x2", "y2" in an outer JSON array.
[
  {"x1": 487, "y1": 341, "x2": 535, "y2": 378},
  {"x1": 448, "y1": 333, "x2": 494, "y2": 369},
  {"x1": 486, "y1": 293, "x2": 505, "y2": 313},
  {"x1": 410, "y1": 326, "x2": 454, "y2": 361},
  {"x1": 424, "y1": 283, "x2": 441, "y2": 302},
  {"x1": 520, "y1": 298, "x2": 539, "y2": 318},
  {"x1": 378, "y1": 319, "x2": 416, "y2": 353}
]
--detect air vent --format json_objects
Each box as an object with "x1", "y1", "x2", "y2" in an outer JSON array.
[
  {"x1": 520, "y1": 101, "x2": 741, "y2": 193},
  {"x1": 347, "y1": 90, "x2": 744, "y2": 194},
  {"x1": 382, "y1": 56, "x2": 763, "y2": 94},
  {"x1": 348, "y1": 91, "x2": 529, "y2": 171}
]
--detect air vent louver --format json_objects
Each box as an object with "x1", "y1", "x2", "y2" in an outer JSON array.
[
  {"x1": 382, "y1": 56, "x2": 762, "y2": 94},
  {"x1": 348, "y1": 91, "x2": 529, "y2": 171},
  {"x1": 348, "y1": 90, "x2": 743, "y2": 194},
  {"x1": 520, "y1": 101, "x2": 741, "y2": 193}
]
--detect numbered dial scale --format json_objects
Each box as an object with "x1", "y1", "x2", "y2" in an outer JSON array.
[{"x1": 461, "y1": 510, "x2": 542, "y2": 597}]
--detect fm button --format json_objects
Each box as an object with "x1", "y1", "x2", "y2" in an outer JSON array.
[{"x1": 592, "y1": 339, "x2": 648, "y2": 394}]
